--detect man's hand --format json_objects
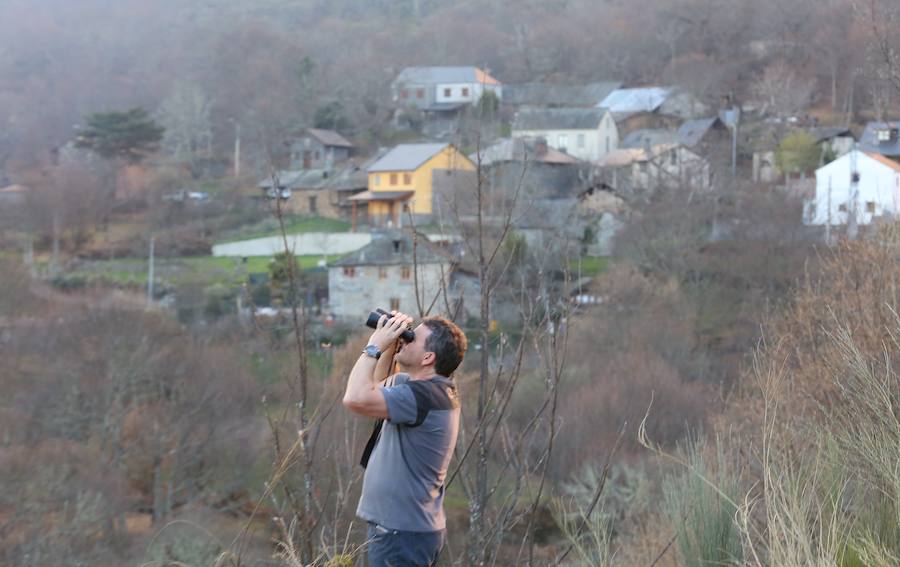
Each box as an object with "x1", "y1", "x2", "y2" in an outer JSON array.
[{"x1": 368, "y1": 311, "x2": 413, "y2": 352}]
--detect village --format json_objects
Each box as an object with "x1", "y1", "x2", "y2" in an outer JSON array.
[{"x1": 1, "y1": 64, "x2": 889, "y2": 330}]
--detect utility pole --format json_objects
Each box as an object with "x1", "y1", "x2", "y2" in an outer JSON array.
[
  {"x1": 826, "y1": 175, "x2": 832, "y2": 246},
  {"x1": 847, "y1": 145, "x2": 859, "y2": 241},
  {"x1": 147, "y1": 235, "x2": 155, "y2": 307},
  {"x1": 233, "y1": 121, "x2": 241, "y2": 178}
]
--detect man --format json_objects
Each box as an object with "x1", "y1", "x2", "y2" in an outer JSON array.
[{"x1": 343, "y1": 311, "x2": 467, "y2": 567}]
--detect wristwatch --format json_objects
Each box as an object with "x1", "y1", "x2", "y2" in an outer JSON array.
[{"x1": 362, "y1": 344, "x2": 382, "y2": 360}]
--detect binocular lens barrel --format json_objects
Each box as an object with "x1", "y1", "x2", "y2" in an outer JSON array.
[{"x1": 365, "y1": 308, "x2": 415, "y2": 342}]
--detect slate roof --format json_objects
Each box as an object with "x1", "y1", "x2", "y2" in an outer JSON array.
[
  {"x1": 469, "y1": 137, "x2": 580, "y2": 165},
  {"x1": 262, "y1": 169, "x2": 347, "y2": 190},
  {"x1": 503, "y1": 81, "x2": 621, "y2": 107},
  {"x1": 394, "y1": 66, "x2": 501, "y2": 85},
  {"x1": 368, "y1": 143, "x2": 453, "y2": 172},
  {"x1": 307, "y1": 128, "x2": 353, "y2": 148},
  {"x1": 620, "y1": 129, "x2": 677, "y2": 149},
  {"x1": 598, "y1": 87, "x2": 670, "y2": 113},
  {"x1": 677, "y1": 117, "x2": 723, "y2": 147},
  {"x1": 513, "y1": 107, "x2": 608, "y2": 130},
  {"x1": 859, "y1": 121, "x2": 900, "y2": 156},
  {"x1": 332, "y1": 231, "x2": 448, "y2": 267},
  {"x1": 806, "y1": 126, "x2": 852, "y2": 144},
  {"x1": 321, "y1": 163, "x2": 368, "y2": 192}
]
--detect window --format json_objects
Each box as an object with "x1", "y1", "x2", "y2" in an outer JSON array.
[
  {"x1": 444, "y1": 87, "x2": 452, "y2": 97},
  {"x1": 403, "y1": 173, "x2": 412, "y2": 184},
  {"x1": 577, "y1": 134, "x2": 585, "y2": 148},
  {"x1": 374, "y1": 174, "x2": 381, "y2": 186},
  {"x1": 605, "y1": 136, "x2": 610, "y2": 153},
  {"x1": 866, "y1": 201, "x2": 877, "y2": 213},
  {"x1": 462, "y1": 87, "x2": 469, "y2": 97},
  {"x1": 390, "y1": 298, "x2": 400, "y2": 311},
  {"x1": 877, "y1": 128, "x2": 892, "y2": 142},
  {"x1": 378, "y1": 267, "x2": 388, "y2": 279},
  {"x1": 309, "y1": 196, "x2": 317, "y2": 214},
  {"x1": 416, "y1": 88, "x2": 424, "y2": 99},
  {"x1": 670, "y1": 150, "x2": 677, "y2": 166},
  {"x1": 639, "y1": 162, "x2": 648, "y2": 173},
  {"x1": 838, "y1": 203, "x2": 848, "y2": 212},
  {"x1": 400, "y1": 89, "x2": 409, "y2": 99},
  {"x1": 390, "y1": 173, "x2": 398, "y2": 185},
  {"x1": 315, "y1": 151, "x2": 320, "y2": 160},
  {"x1": 342, "y1": 267, "x2": 356, "y2": 277},
  {"x1": 401, "y1": 266, "x2": 411, "y2": 280},
  {"x1": 558, "y1": 134, "x2": 568, "y2": 149}
]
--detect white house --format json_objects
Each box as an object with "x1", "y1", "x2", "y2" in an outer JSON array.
[
  {"x1": 512, "y1": 107, "x2": 618, "y2": 161},
  {"x1": 392, "y1": 66, "x2": 502, "y2": 110},
  {"x1": 804, "y1": 150, "x2": 900, "y2": 226}
]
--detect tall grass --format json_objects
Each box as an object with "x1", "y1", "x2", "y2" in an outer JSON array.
[{"x1": 662, "y1": 436, "x2": 743, "y2": 567}]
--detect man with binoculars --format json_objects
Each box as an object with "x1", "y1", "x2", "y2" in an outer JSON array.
[{"x1": 343, "y1": 310, "x2": 467, "y2": 567}]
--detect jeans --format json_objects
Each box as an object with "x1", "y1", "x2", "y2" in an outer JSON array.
[{"x1": 366, "y1": 523, "x2": 446, "y2": 567}]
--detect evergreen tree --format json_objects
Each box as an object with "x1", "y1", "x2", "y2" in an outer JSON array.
[{"x1": 75, "y1": 107, "x2": 164, "y2": 164}]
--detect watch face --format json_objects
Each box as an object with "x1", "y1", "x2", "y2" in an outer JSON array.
[{"x1": 364, "y1": 345, "x2": 381, "y2": 359}]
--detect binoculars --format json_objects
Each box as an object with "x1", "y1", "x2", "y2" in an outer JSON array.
[{"x1": 365, "y1": 308, "x2": 415, "y2": 342}]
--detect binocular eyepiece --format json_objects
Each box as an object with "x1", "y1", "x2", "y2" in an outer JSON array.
[{"x1": 365, "y1": 308, "x2": 415, "y2": 342}]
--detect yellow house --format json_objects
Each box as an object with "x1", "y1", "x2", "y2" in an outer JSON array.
[{"x1": 351, "y1": 143, "x2": 475, "y2": 227}]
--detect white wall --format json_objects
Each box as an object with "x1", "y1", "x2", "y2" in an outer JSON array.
[
  {"x1": 512, "y1": 113, "x2": 618, "y2": 161},
  {"x1": 806, "y1": 152, "x2": 900, "y2": 225},
  {"x1": 434, "y1": 83, "x2": 502, "y2": 104}
]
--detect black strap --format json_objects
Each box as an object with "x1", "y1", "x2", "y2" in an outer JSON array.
[{"x1": 359, "y1": 418, "x2": 383, "y2": 469}]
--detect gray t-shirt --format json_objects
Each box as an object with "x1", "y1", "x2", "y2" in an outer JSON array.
[{"x1": 357, "y1": 373, "x2": 460, "y2": 532}]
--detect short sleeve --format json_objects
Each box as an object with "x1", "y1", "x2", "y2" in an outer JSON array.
[{"x1": 380, "y1": 384, "x2": 418, "y2": 425}]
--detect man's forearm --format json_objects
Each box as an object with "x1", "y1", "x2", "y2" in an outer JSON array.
[{"x1": 344, "y1": 353, "x2": 379, "y2": 406}]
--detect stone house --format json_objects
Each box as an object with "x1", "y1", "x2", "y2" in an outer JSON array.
[
  {"x1": 597, "y1": 143, "x2": 711, "y2": 194},
  {"x1": 598, "y1": 87, "x2": 707, "y2": 137},
  {"x1": 327, "y1": 231, "x2": 451, "y2": 321},
  {"x1": 289, "y1": 128, "x2": 354, "y2": 170}
]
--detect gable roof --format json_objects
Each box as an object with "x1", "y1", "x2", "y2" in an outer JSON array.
[
  {"x1": 470, "y1": 137, "x2": 580, "y2": 165},
  {"x1": 677, "y1": 117, "x2": 723, "y2": 147},
  {"x1": 307, "y1": 128, "x2": 353, "y2": 148},
  {"x1": 503, "y1": 81, "x2": 621, "y2": 107},
  {"x1": 598, "y1": 87, "x2": 671, "y2": 114},
  {"x1": 806, "y1": 126, "x2": 852, "y2": 145},
  {"x1": 367, "y1": 143, "x2": 454, "y2": 172},
  {"x1": 513, "y1": 107, "x2": 609, "y2": 131},
  {"x1": 394, "y1": 66, "x2": 501, "y2": 86},
  {"x1": 332, "y1": 231, "x2": 448, "y2": 267}
]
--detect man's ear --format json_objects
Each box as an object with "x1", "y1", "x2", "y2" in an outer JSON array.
[{"x1": 423, "y1": 351, "x2": 436, "y2": 366}]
